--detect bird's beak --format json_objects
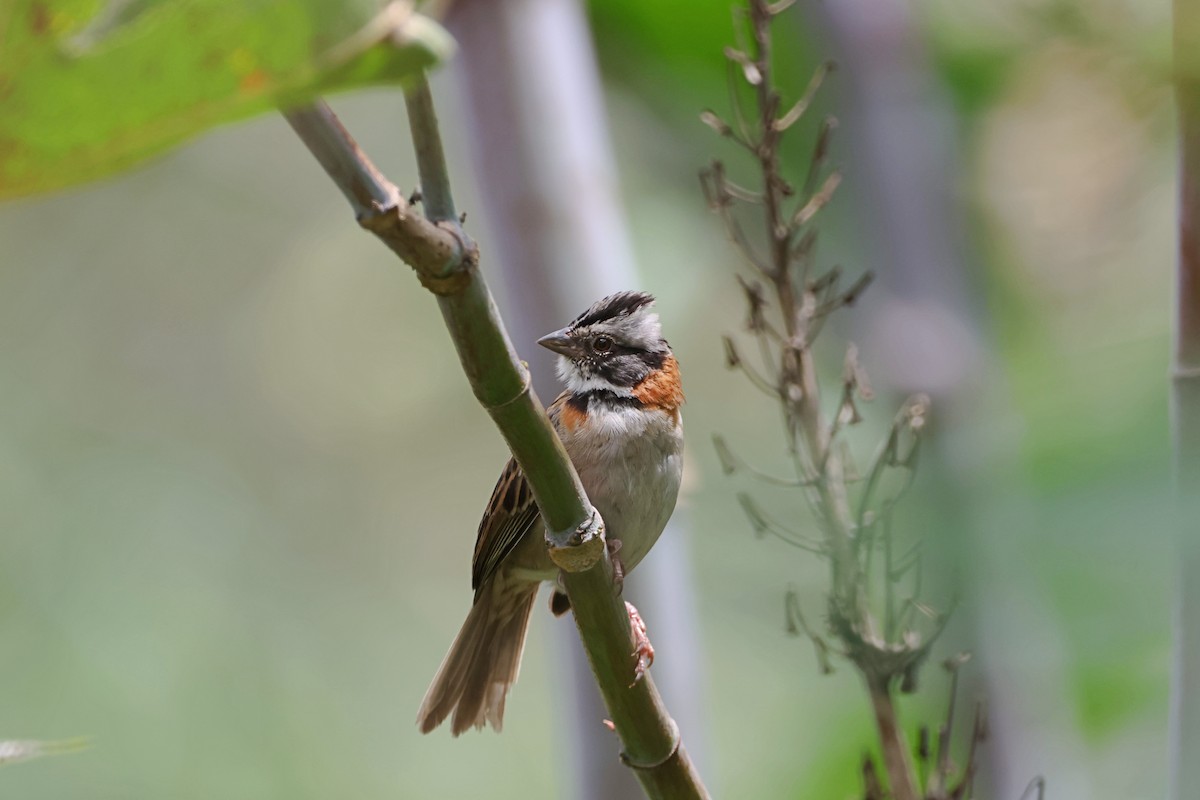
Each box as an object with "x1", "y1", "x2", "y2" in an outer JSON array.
[{"x1": 537, "y1": 328, "x2": 578, "y2": 358}]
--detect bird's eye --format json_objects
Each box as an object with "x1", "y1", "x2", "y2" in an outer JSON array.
[{"x1": 593, "y1": 335, "x2": 614, "y2": 353}]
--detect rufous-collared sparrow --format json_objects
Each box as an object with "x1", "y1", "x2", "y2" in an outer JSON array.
[{"x1": 417, "y1": 291, "x2": 685, "y2": 736}]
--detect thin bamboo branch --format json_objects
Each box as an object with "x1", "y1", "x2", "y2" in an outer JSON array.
[
  {"x1": 284, "y1": 102, "x2": 465, "y2": 279},
  {"x1": 284, "y1": 81, "x2": 709, "y2": 799},
  {"x1": 404, "y1": 78, "x2": 458, "y2": 224}
]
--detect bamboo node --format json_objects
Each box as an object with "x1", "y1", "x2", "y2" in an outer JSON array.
[{"x1": 619, "y1": 719, "x2": 681, "y2": 770}]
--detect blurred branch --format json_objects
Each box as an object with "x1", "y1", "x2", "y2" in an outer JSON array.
[
  {"x1": 1018, "y1": 777, "x2": 1046, "y2": 800},
  {"x1": 1169, "y1": 3, "x2": 1200, "y2": 798},
  {"x1": 283, "y1": 79, "x2": 709, "y2": 799},
  {"x1": 0, "y1": 738, "x2": 89, "y2": 768}
]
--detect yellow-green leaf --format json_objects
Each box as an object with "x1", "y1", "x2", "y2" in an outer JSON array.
[{"x1": 0, "y1": 0, "x2": 454, "y2": 200}]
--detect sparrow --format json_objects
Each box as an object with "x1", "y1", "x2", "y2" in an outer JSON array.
[{"x1": 417, "y1": 291, "x2": 685, "y2": 736}]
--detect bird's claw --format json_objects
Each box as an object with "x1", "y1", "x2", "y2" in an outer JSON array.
[
  {"x1": 626, "y1": 601, "x2": 655, "y2": 686},
  {"x1": 608, "y1": 538, "x2": 625, "y2": 593}
]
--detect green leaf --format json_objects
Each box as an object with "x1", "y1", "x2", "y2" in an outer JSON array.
[
  {"x1": 0, "y1": 0, "x2": 454, "y2": 200},
  {"x1": 0, "y1": 737, "x2": 90, "y2": 767}
]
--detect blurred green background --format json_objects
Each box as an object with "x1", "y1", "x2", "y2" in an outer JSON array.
[{"x1": 0, "y1": 0, "x2": 1176, "y2": 797}]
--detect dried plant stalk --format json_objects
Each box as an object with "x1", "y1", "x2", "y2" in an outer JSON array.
[{"x1": 701, "y1": 2, "x2": 982, "y2": 798}]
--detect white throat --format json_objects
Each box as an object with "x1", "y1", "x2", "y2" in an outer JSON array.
[{"x1": 556, "y1": 357, "x2": 637, "y2": 397}]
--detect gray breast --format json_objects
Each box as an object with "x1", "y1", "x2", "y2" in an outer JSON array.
[{"x1": 563, "y1": 404, "x2": 684, "y2": 574}]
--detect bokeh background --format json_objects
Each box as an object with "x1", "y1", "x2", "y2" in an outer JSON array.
[{"x1": 0, "y1": 0, "x2": 1176, "y2": 797}]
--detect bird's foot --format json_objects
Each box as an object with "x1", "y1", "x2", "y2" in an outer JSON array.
[
  {"x1": 608, "y1": 538, "x2": 625, "y2": 592},
  {"x1": 626, "y1": 601, "x2": 655, "y2": 686}
]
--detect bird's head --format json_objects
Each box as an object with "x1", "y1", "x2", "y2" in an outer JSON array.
[{"x1": 537, "y1": 291, "x2": 670, "y2": 397}]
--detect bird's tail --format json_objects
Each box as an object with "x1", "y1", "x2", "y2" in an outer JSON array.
[{"x1": 416, "y1": 577, "x2": 539, "y2": 735}]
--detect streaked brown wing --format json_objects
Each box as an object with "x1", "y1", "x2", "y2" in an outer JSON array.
[
  {"x1": 471, "y1": 457, "x2": 539, "y2": 595},
  {"x1": 470, "y1": 393, "x2": 571, "y2": 595}
]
